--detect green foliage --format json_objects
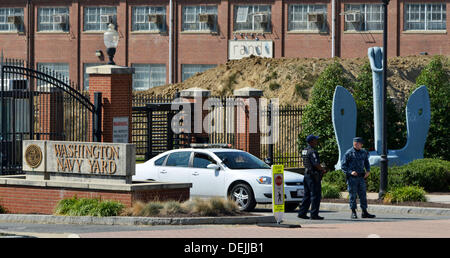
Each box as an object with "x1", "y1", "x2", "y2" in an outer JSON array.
[
  {"x1": 298, "y1": 60, "x2": 352, "y2": 168},
  {"x1": 384, "y1": 186, "x2": 427, "y2": 203},
  {"x1": 269, "y1": 81, "x2": 281, "y2": 91},
  {"x1": 414, "y1": 56, "x2": 450, "y2": 160},
  {"x1": 351, "y1": 62, "x2": 406, "y2": 150},
  {"x1": 322, "y1": 182, "x2": 342, "y2": 199},
  {"x1": 0, "y1": 204, "x2": 6, "y2": 214},
  {"x1": 54, "y1": 196, "x2": 125, "y2": 217},
  {"x1": 325, "y1": 159, "x2": 450, "y2": 193}
]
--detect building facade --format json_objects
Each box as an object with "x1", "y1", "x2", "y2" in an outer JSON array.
[{"x1": 0, "y1": 0, "x2": 448, "y2": 90}]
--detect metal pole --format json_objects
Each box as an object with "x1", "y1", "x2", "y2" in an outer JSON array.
[{"x1": 379, "y1": 0, "x2": 390, "y2": 199}]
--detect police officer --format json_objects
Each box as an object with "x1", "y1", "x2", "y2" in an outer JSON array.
[
  {"x1": 298, "y1": 135, "x2": 326, "y2": 220},
  {"x1": 341, "y1": 137, "x2": 376, "y2": 219}
]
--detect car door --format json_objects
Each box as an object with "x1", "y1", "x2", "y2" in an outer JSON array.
[
  {"x1": 159, "y1": 151, "x2": 192, "y2": 184},
  {"x1": 190, "y1": 152, "x2": 225, "y2": 197}
]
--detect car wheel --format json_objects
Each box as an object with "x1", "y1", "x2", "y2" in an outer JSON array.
[
  {"x1": 285, "y1": 202, "x2": 300, "y2": 212},
  {"x1": 229, "y1": 183, "x2": 256, "y2": 212}
]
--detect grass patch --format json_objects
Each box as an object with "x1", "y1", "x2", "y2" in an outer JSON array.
[
  {"x1": 54, "y1": 196, "x2": 125, "y2": 217},
  {"x1": 383, "y1": 186, "x2": 427, "y2": 204}
]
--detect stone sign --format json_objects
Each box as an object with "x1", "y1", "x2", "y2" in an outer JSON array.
[{"x1": 23, "y1": 140, "x2": 135, "y2": 184}]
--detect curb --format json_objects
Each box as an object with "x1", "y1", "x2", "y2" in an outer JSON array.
[
  {"x1": 0, "y1": 214, "x2": 276, "y2": 226},
  {"x1": 320, "y1": 202, "x2": 450, "y2": 216}
]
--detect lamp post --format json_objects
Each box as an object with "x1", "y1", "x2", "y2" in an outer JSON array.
[
  {"x1": 379, "y1": 0, "x2": 390, "y2": 200},
  {"x1": 103, "y1": 23, "x2": 119, "y2": 65}
]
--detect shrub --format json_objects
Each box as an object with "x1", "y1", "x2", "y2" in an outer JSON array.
[
  {"x1": 414, "y1": 56, "x2": 450, "y2": 161},
  {"x1": 384, "y1": 186, "x2": 427, "y2": 204},
  {"x1": 322, "y1": 182, "x2": 342, "y2": 199},
  {"x1": 322, "y1": 170, "x2": 347, "y2": 191},
  {"x1": 54, "y1": 196, "x2": 124, "y2": 217},
  {"x1": 0, "y1": 204, "x2": 6, "y2": 214},
  {"x1": 269, "y1": 81, "x2": 281, "y2": 91},
  {"x1": 298, "y1": 60, "x2": 352, "y2": 168}
]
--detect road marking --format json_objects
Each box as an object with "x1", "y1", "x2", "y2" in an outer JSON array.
[
  {"x1": 67, "y1": 234, "x2": 80, "y2": 238},
  {"x1": 367, "y1": 234, "x2": 381, "y2": 238}
]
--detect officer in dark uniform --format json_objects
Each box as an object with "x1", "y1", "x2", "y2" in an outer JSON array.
[
  {"x1": 341, "y1": 137, "x2": 376, "y2": 219},
  {"x1": 298, "y1": 135, "x2": 326, "y2": 220}
]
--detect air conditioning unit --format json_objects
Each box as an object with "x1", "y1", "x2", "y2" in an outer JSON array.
[
  {"x1": 308, "y1": 13, "x2": 324, "y2": 23},
  {"x1": 148, "y1": 14, "x2": 164, "y2": 24},
  {"x1": 7, "y1": 16, "x2": 21, "y2": 25},
  {"x1": 1, "y1": 79, "x2": 28, "y2": 91},
  {"x1": 253, "y1": 13, "x2": 268, "y2": 24},
  {"x1": 53, "y1": 15, "x2": 67, "y2": 25},
  {"x1": 100, "y1": 15, "x2": 114, "y2": 24},
  {"x1": 345, "y1": 12, "x2": 361, "y2": 23},
  {"x1": 198, "y1": 13, "x2": 215, "y2": 25}
]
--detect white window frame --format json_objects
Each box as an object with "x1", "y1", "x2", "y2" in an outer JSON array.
[
  {"x1": 181, "y1": 64, "x2": 216, "y2": 82},
  {"x1": 234, "y1": 5, "x2": 271, "y2": 32},
  {"x1": 0, "y1": 8, "x2": 24, "y2": 32},
  {"x1": 288, "y1": 4, "x2": 327, "y2": 32},
  {"x1": 83, "y1": 6, "x2": 117, "y2": 32},
  {"x1": 37, "y1": 7, "x2": 70, "y2": 32},
  {"x1": 132, "y1": 6, "x2": 166, "y2": 32},
  {"x1": 404, "y1": 3, "x2": 446, "y2": 31},
  {"x1": 344, "y1": 4, "x2": 384, "y2": 32},
  {"x1": 132, "y1": 64, "x2": 167, "y2": 90},
  {"x1": 182, "y1": 5, "x2": 218, "y2": 32}
]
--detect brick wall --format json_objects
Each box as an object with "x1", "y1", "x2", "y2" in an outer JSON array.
[{"x1": 0, "y1": 185, "x2": 190, "y2": 215}]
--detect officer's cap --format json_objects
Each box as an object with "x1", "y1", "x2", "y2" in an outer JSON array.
[
  {"x1": 353, "y1": 137, "x2": 364, "y2": 143},
  {"x1": 306, "y1": 135, "x2": 319, "y2": 143}
]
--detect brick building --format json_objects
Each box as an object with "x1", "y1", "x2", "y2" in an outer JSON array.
[{"x1": 0, "y1": 0, "x2": 448, "y2": 91}]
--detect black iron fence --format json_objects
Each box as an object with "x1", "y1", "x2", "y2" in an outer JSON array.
[{"x1": 131, "y1": 94, "x2": 305, "y2": 168}]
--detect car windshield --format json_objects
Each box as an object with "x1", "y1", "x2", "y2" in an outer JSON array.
[{"x1": 213, "y1": 151, "x2": 270, "y2": 170}]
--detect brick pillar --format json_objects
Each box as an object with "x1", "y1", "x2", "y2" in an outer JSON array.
[
  {"x1": 86, "y1": 65, "x2": 134, "y2": 143},
  {"x1": 179, "y1": 88, "x2": 211, "y2": 144},
  {"x1": 233, "y1": 87, "x2": 263, "y2": 158}
]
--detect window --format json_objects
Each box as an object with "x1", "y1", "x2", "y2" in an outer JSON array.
[
  {"x1": 38, "y1": 7, "x2": 69, "y2": 32},
  {"x1": 405, "y1": 3, "x2": 446, "y2": 31},
  {"x1": 182, "y1": 5, "x2": 218, "y2": 32},
  {"x1": 132, "y1": 6, "x2": 166, "y2": 32},
  {"x1": 165, "y1": 152, "x2": 192, "y2": 167},
  {"x1": 181, "y1": 64, "x2": 216, "y2": 82},
  {"x1": 83, "y1": 63, "x2": 101, "y2": 90},
  {"x1": 84, "y1": 6, "x2": 117, "y2": 31},
  {"x1": 154, "y1": 155, "x2": 168, "y2": 166},
  {"x1": 234, "y1": 5, "x2": 271, "y2": 32},
  {"x1": 37, "y1": 63, "x2": 70, "y2": 81},
  {"x1": 132, "y1": 64, "x2": 166, "y2": 90},
  {"x1": 288, "y1": 4, "x2": 327, "y2": 32},
  {"x1": 0, "y1": 8, "x2": 24, "y2": 32},
  {"x1": 344, "y1": 4, "x2": 384, "y2": 31},
  {"x1": 193, "y1": 153, "x2": 216, "y2": 168}
]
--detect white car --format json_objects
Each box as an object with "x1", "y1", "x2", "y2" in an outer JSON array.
[{"x1": 133, "y1": 147, "x2": 304, "y2": 211}]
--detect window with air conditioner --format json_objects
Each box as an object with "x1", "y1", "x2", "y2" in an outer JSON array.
[
  {"x1": 0, "y1": 8, "x2": 24, "y2": 32},
  {"x1": 132, "y1": 6, "x2": 166, "y2": 32},
  {"x1": 344, "y1": 4, "x2": 383, "y2": 31},
  {"x1": 38, "y1": 7, "x2": 69, "y2": 32},
  {"x1": 132, "y1": 64, "x2": 167, "y2": 90},
  {"x1": 404, "y1": 3, "x2": 446, "y2": 31},
  {"x1": 182, "y1": 5, "x2": 218, "y2": 32},
  {"x1": 288, "y1": 4, "x2": 327, "y2": 32},
  {"x1": 83, "y1": 6, "x2": 117, "y2": 31},
  {"x1": 234, "y1": 5, "x2": 271, "y2": 32}
]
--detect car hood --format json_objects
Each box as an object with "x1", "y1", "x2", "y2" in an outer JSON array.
[{"x1": 231, "y1": 168, "x2": 303, "y2": 182}]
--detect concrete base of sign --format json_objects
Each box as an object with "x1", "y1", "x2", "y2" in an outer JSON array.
[{"x1": 0, "y1": 175, "x2": 191, "y2": 215}]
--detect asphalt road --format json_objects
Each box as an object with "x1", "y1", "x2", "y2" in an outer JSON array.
[{"x1": 1, "y1": 206, "x2": 449, "y2": 238}]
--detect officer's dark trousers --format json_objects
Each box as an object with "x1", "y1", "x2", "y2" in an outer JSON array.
[
  {"x1": 298, "y1": 174, "x2": 321, "y2": 217},
  {"x1": 346, "y1": 176, "x2": 368, "y2": 210}
]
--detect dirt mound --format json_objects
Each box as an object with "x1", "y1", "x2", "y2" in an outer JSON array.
[{"x1": 136, "y1": 55, "x2": 443, "y2": 106}]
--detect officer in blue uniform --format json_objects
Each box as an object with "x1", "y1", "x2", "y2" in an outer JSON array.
[
  {"x1": 298, "y1": 135, "x2": 326, "y2": 220},
  {"x1": 341, "y1": 137, "x2": 376, "y2": 219}
]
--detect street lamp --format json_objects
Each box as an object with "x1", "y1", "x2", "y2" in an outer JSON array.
[
  {"x1": 379, "y1": 0, "x2": 390, "y2": 200},
  {"x1": 103, "y1": 23, "x2": 119, "y2": 65}
]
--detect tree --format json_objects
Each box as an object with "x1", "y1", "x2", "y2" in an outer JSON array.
[
  {"x1": 297, "y1": 60, "x2": 352, "y2": 169},
  {"x1": 414, "y1": 56, "x2": 450, "y2": 160}
]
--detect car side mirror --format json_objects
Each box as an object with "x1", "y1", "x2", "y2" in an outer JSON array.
[{"x1": 207, "y1": 164, "x2": 220, "y2": 170}]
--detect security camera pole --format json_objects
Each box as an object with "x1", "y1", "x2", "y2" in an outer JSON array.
[{"x1": 379, "y1": 0, "x2": 390, "y2": 200}]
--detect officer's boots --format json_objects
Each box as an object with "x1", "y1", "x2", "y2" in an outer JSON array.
[
  {"x1": 362, "y1": 209, "x2": 376, "y2": 218},
  {"x1": 351, "y1": 209, "x2": 358, "y2": 219}
]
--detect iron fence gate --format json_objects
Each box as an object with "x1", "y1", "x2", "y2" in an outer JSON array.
[{"x1": 0, "y1": 58, "x2": 101, "y2": 175}]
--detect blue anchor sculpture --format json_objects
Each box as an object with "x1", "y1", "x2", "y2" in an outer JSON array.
[{"x1": 332, "y1": 47, "x2": 431, "y2": 170}]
